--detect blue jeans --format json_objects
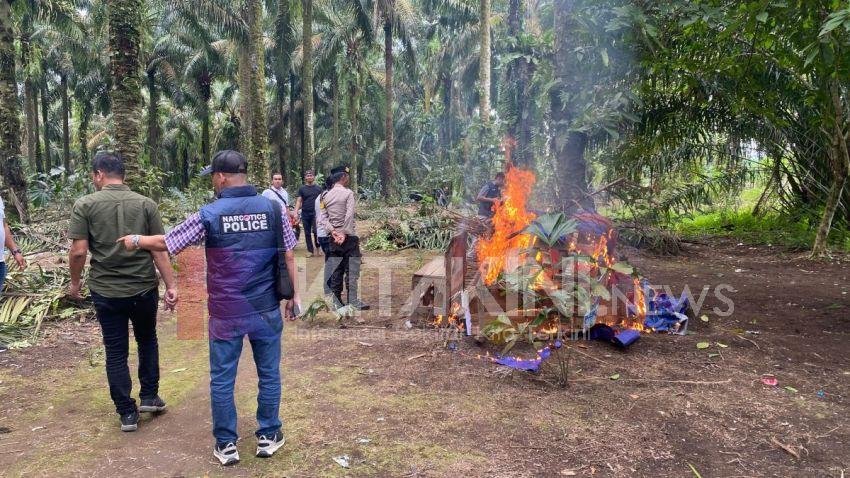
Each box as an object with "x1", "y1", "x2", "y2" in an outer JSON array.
[
  {"x1": 209, "y1": 307, "x2": 283, "y2": 445},
  {"x1": 0, "y1": 261, "x2": 6, "y2": 291}
]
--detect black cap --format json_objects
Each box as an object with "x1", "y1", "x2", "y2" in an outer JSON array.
[
  {"x1": 330, "y1": 164, "x2": 350, "y2": 175},
  {"x1": 200, "y1": 150, "x2": 248, "y2": 176}
]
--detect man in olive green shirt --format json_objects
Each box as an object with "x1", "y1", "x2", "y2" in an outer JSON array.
[{"x1": 68, "y1": 152, "x2": 178, "y2": 432}]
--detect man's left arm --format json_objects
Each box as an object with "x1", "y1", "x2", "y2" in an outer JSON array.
[
  {"x1": 117, "y1": 212, "x2": 205, "y2": 254},
  {"x1": 146, "y1": 202, "x2": 178, "y2": 310},
  {"x1": 3, "y1": 221, "x2": 25, "y2": 269}
]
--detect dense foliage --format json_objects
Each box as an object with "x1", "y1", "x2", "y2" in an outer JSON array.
[{"x1": 0, "y1": 0, "x2": 848, "y2": 254}]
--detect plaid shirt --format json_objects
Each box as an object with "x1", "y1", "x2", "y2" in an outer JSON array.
[{"x1": 165, "y1": 210, "x2": 297, "y2": 255}]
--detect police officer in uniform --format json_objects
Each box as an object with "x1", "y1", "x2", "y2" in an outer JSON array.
[
  {"x1": 117, "y1": 150, "x2": 299, "y2": 466},
  {"x1": 318, "y1": 165, "x2": 369, "y2": 310}
]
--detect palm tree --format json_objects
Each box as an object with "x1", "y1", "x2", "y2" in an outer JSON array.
[
  {"x1": 478, "y1": 0, "x2": 490, "y2": 124},
  {"x1": 0, "y1": 0, "x2": 28, "y2": 219},
  {"x1": 301, "y1": 0, "x2": 315, "y2": 172},
  {"x1": 108, "y1": 0, "x2": 144, "y2": 186},
  {"x1": 312, "y1": 0, "x2": 373, "y2": 192}
]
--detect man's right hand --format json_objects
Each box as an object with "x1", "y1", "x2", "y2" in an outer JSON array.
[
  {"x1": 68, "y1": 281, "x2": 82, "y2": 300},
  {"x1": 331, "y1": 230, "x2": 346, "y2": 245},
  {"x1": 164, "y1": 288, "x2": 178, "y2": 311}
]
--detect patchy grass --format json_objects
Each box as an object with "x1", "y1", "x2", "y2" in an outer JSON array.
[{"x1": 675, "y1": 210, "x2": 850, "y2": 252}]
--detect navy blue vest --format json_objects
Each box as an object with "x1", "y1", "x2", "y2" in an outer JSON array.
[{"x1": 200, "y1": 185, "x2": 279, "y2": 320}]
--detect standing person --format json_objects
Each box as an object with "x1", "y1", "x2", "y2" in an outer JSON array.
[
  {"x1": 117, "y1": 150, "x2": 300, "y2": 466},
  {"x1": 67, "y1": 152, "x2": 178, "y2": 432},
  {"x1": 294, "y1": 170, "x2": 323, "y2": 257},
  {"x1": 262, "y1": 172, "x2": 300, "y2": 241},
  {"x1": 0, "y1": 195, "x2": 27, "y2": 291},
  {"x1": 318, "y1": 165, "x2": 369, "y2": 310},
  {"x1": 315, "y1": 175, "x2": 332, "y2": 258},
  {"x1": 476, "y1": 171, "x2": 505, "y2": 219},
  {"x1": 469, "y1": 172, "x2": 505, "y2": 260},
  {"x1": 261, "y1": 172, "x2": 290, "y2": 208}
]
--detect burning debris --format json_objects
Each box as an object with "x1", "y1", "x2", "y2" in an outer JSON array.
[{"x1": 411, "y1": 163, "x2": 692, "y2": 372}]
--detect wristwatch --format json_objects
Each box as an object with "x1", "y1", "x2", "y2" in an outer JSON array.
[
  {"x1": 131, "y1": 235, "x2": 141, "y2": 249},
  {"x1": 10, "y1": 248, "x2": 21, "y2": 256}
]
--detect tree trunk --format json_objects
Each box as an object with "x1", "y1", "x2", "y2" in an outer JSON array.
[
  {"x1": 275, "y1": 0, "x2": 292, "y2": 180},
  {"x1": 381, "y1": 17, "x2": 395, "y2": 197},
  {"x1": 33, "y1": 85, "x2": 43, "y2": 173},
  {"x1": 0, "y1": 0, "x2": 28, "y2": 220},
  {"x1": 246, "y1": 0, "x2": 268, "y2": 186},
  {"x1": 108, "y1": 0, "x2": 143, "y2": 187},
  {"x1": 145, "y1": 68, "x2": 161, "y2": 168},
  {"x1": 301, "y1": 0, "x2": 314, "y2": 171},
  {"x1": 332, "y1": 73, "x2": 339, "y2": 168},
  {"x1": 478, "y1": 0, "x2": 491, "y2": 124},
  {"x1": 237, "y1": 44, "x2": 252, "y2": 155},
  {"x1": 199, "y1": 73, "x2": 211, "y2": 166},
  {"x1": 551, "y1": 0, "x2": 591, "y2": 213},
  {"x1": 41, "y1": 79, "x2": 52, "y2": 169},
  {"x1": 348, "y1": 80, "x2": 360, "y2": 194},
  {"x1": 61, "y1": 73, "x2": 72, "y2": 174},
  {"x1": 21, "y1": 17, "x2": 36, "y2": 169},
  {"x1": 289, "y1": 72, "x2": 298, "y2": 185},
  {"x1": 79, "y1": 101, "x2": 92, "y2": 166},
  {"x1": 505, "y1": 0, "x2": 533, "y2": 168},
  {"x1": 812, "y1": 83, "x2": 850, "y2": 257},
  {"x1": 24, "y1": 81, "x2": 37, "y2": 169}
]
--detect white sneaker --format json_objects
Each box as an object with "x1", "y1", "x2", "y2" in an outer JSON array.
[
  {"x1": 256, "y1": 432, "x2": 286, "y2": 458},
  {"x1": 213, "y1": 442, "x2": 239, "y2": 466}
]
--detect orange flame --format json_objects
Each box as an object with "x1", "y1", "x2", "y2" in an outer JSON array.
[
  {"x1": 633, "y1": 278, "x2": 646, "y2": 319},
  {"x1": 477, "y1": 166, "x2": 537, "y2": 285}
]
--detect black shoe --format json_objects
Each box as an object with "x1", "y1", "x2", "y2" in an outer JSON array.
[
  {"x1": 349, "y1": 299, "x2": 371, "y2": 311},
  {"x1": 120, "y1": 411, "x2": 139, "y2": 432},
  {"x1": 214, "y1": 442, "x2": 240, "y2": 466},
  {"x1": 139, "y1": 396, "x2": 167, "y2": 413},
  {"x1": 256, "y1": 432, "x2": 286, "y2": 458}
]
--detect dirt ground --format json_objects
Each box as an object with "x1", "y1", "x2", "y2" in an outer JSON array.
[{"x1": 0, "y1": 237, "x2": 849, "y2": 477}]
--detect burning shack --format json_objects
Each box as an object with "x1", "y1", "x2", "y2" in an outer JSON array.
[{"x1": 409, "y1": 164, "x2": 689, "y2": 354}]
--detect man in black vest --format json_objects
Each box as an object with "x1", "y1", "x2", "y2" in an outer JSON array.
[{"x1": 118, "y1": 151, "x2": 299, "y2": 466}]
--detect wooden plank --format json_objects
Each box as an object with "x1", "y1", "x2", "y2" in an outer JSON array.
[{"x1": 413, "y1": 256, "x2": 445, "y2": 279}]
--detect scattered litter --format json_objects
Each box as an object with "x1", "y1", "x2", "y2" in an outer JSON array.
[
  {"x1": 588, "y1": 324, "x2": 640, "y2": 348},
  {"x1": 356, "y1": 437, "x2": 371, "y2": 444},
  {"x1": 560, "y1": 470, "x2": 577, "y2": 476},
  {"x1": 376, "y1": 417, "x2": 385, "y2": 422},
  {"x1": 696, "y1": 342, "x2": 710, "y2": 349},
  {"x1": 404, "y1": 320, "x2": 413, "y2": 329},
  {"x1": 761, "y1": 374, "x2": 778, "y2": 386},
  {"x1": 734, "y1": 268, "x2": 745, "y2": 273},
  {"x1": 745, "y1": 330, "x2": 761, "y2": 335},
  {"x1": 169, "y1": 368, "x2": 187, "y2": 373},
  {"x1": 716, "y1": 342, "x2": 728, "y2": 348},
  {"x1": 31, "y1": 426, "x2": 45, "y2": 432},
  {"x1": 816, "y1": 390, "x2": 826, "y2": 398},
  {"x1": 609, "y1": 373, "x2": 620, "y2": 380},
  {"x1": 447, "y1": 341, "x2": 458, "y2": 351},
  {"x1": 332, "y1": 455, "x2": 351, "y2": 468},
  {"x1": 700, "y1": 314, "x2": 709, "y2": 323},
  {"x1": 784, "y1": 386, "x2": 798, "y2": 393},
  {"x1": 708, "y1": 353, "x2": 720, "y2": 358},
  {"x1": 357, "y1": 342, "x2": 374, "y2": 347},
  {"x1": 406, "y1": 353, "x2": 427, "y2": 361}
]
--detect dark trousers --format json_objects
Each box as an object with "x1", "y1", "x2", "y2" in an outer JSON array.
[
  {"x1": 326, "y1": 236, "x2": 361, "y2": 304},
  {"x1": 301, "y1": 212, "x2": 318, "y2": 253},
  {"x1": 91, "y1": 289, "x2": 160, "y2": 415}
]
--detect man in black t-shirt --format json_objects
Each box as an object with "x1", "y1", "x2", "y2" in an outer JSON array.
[
  {"x1": 295, "y1": 170, "x2": 323, "y2": 257},
  {"x1": 476, "y1": 172, "x2": 505, "y2": 218}
]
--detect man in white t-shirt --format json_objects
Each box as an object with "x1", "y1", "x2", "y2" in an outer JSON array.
[
  {"x1": 261, "y1": 172, "x2": 290, "y2": 207},
  {"x1": 0, "y1": 196, "x2": 27, "y2": 291},
  {"x1": 261, "y1": 172, "x2": 299, "y2": 239}
]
